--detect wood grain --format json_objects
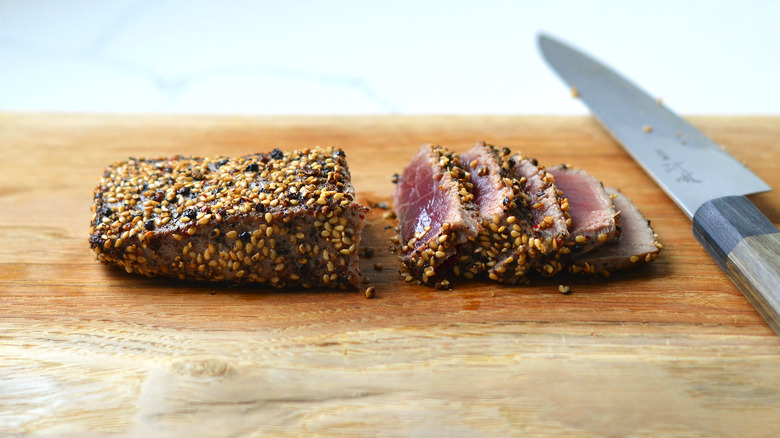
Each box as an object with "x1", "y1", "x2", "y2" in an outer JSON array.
[{"x1": 1, "y1": 113, "x2": 779, "y2": 436}]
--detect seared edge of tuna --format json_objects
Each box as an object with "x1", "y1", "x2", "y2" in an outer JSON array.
[
  {"x1": 548, "y1": 165, "x2": 620, "y2": 261},
  {"x1": 392, "y1": 144, "x2": 480, "y2": 287},
  {"x1": 89, "y1": 146, "x2": 368, "y2": 289},
  {"x1": 569, "y1": 187, "x2": 662, "y2": 276}
]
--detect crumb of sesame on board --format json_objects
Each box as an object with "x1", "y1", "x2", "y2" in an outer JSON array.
[
  {"x1": 365, "y1": 286, "x2": 375, "y2": 299},
  {"x1": 642, "y1": 125, "x2": 653, "y2": 133},
  {"x1": 559, "y1": 284, "x2": 572, "y2": 295}
]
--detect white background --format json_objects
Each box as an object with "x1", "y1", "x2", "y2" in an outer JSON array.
[{"x1": 1, "y1": 0, "x2": 778, "y2": 115}]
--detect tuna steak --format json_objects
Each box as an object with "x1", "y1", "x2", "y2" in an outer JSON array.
[{"x1": 90, "y1": 147, "x2": 368, "y2": 289}]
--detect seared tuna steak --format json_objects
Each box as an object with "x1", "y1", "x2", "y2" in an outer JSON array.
[
  {"x1": 547, "y1": 165, "x2": 620, "y2": 258},
  {"x1": 393, "y1": 144, "x2": 480, "y2": 286},
  {"x1": 90, "y1": 147, "x2": 368, "y2": 289},
  {"x1": 569, "y1": 188, "x2": 661, "y2": 275}
]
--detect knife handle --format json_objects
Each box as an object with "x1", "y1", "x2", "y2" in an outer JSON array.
[{"x1": 693, "y1": 196, "x2": 780, "y2": 335}]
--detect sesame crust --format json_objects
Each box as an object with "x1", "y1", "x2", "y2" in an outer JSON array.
[{"x1": 89, "y1": 146, "x2": 368, "y2": 289}]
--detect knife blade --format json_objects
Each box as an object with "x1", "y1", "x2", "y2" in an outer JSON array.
[{"x1": 538, "y1": 33, "x2": 780, "y2": 335}]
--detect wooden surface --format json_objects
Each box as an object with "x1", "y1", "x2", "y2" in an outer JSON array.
[{"x1": 1, "y1": 113, "x2": 779, "y2": 437}]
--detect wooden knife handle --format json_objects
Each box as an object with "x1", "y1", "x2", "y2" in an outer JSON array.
[{"x1": 693, "y1": 196, "x2": 780, "y2": 335}]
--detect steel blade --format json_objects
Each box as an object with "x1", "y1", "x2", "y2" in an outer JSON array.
[{"x1": 538, "y1": 34, "x2": 771, "y2": 218}]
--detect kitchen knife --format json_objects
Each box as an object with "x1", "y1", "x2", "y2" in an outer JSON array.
[{"x1": 538, "y1": 33, "x2": 780, "y2": 335}]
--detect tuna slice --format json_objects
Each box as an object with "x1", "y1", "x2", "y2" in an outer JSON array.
[
  {"x1": 89, "y1": 147, "x2": 369, "y2": 289},
  {"x1": 459, "y1": 142, "x2": 536, "y2": 282},
  {"x1": 393, "y1": 144, "x2": 480, "y2": 287},
  {"x1": 569, "y1": 188, "x2": 661, "y2": 275},
  {"x1": 511, "y1": 156, "x2": 570, "y2": 277},
  {"x1": 548, "y1": 165, "x2": 619, "y2": 259}
]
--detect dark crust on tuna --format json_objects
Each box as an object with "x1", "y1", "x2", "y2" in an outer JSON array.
[
  {"x1": 89, "y1": 146, "x2": 368, "y2": 289},
  {"x1": 569, "y1": 188, "x2": 661, "y2": 276},
  {"x1": 392, "y1": 144, "x2": 480, "y2": 287}
]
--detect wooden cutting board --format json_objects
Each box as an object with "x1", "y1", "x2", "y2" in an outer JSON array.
[{"x1": 1, "y1": 113, "x2": 779, "y2": 436}]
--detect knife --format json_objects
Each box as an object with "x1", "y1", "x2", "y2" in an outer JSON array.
[{"x1": 538, "y1": 33, "x2": 780, "y2": 335}]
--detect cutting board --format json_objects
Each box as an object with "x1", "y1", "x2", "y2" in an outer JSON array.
[{"x1": 2, "y1": 114, "x2": 779, "y2": 436}]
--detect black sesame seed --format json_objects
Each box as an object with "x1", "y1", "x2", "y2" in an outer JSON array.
[
  {"x1": 502, "y1": 197, "x2": 511, "y2": 206},
  {"x1": 336, "y1": 150, "x2": 346, "y2": 157},
  {"x1": 177, "y1": 186, "x2": 191, "y2": 197},
  {"x1": 217, "y1": 158, "x2": 229, "y2": 168},
  {"x1": 270, "y1": 148, "x2": 284, "y2": 160},
  {"x1": 184, "y1": 209, "x2": 197, "y2": 220},
  {"x1": 100, "y1": 206, "x2": 113, "y2": 217},
  {"x1": 144, "y1": 219, "x2": 155, "y2": 231},
  {"x1": 254, "y1": 203, "x2": 266, "y2": 212},
  {"x1": 508, "y1": 158, "x2": 516, "y2": 168},
  {"x1": 89, "y1": 234, "x2": 101, "y2": 247},
  {"x1": 239, "y1": 231, "x2": 251, "y2": 242},
  {"x1": 245, "y1": 163, "x2": 259, "y2": 172}
]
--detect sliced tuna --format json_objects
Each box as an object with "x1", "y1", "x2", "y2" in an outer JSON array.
[
  {"x1": 548, "y1": 165, "x2": 620, "y2": 259},
  {"x1": 459, "y1": 142, "x2": 536, "y2": 282},
  {"x1": 392, "y1": 144, "x2": 480, "y2": 287},
  {"x1": 569, "y1": 188, "x2": 662, "y2": 275},
  {"x1": 510, "y1": 156, "x2": 570, "y2": 277}
]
